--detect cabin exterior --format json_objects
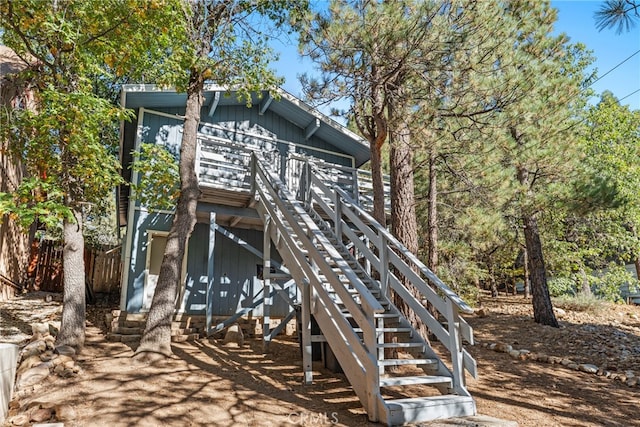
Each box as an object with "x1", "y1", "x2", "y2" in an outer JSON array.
[
  {"x1": 117, "y1": 84, "x2": 370, "y2": 321},
  {"x1": 117, "y1": 84, "x2": 477, "y2": 425}
]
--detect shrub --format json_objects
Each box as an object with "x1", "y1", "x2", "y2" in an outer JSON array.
[{"x1": 552, "y1": 292, "x2": 605, "y2": 314}]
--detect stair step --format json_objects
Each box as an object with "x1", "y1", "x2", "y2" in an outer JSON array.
[
  {"x1": 380, "y1": 375, "x2": 452, "y2": 387},
  {"x1": 378, "y1": 358, "x2": 438, "y2": 367},
  {"x1": 342, "y1": 312, "x2": 398, "y2": 319},
  {"x1": 377, "y1": 342, "x2": 424, "y2": 349},
  {"x1": 385, "y1": 395, "x2": 476, "y2": 424},
  {"x1": 354, "y1": 327, "x2": 412, "y2": 334}
]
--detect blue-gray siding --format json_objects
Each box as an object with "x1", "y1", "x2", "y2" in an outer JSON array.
[{"x1": 125, "y1": 209, "x2": 296, "y2": 316}]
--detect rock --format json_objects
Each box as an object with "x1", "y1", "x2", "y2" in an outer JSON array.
[
  {"x1": 53, "y1": 364, "x2": 65, "y2": 374},
  {"x1": 18, "y1": 355, "x2": 46, "y2": 374},
  {"x1": 55, "y1": 403, "x2": 77, "y2": 421},
  {"x1": 625, "y1": 370, "x2": 635, "y2": 379},
  {"x1": 8, "y1": 413, "x2": 29, "y2": 426},
  {"x1": 627, "y1": 377, "x2": 639, "y2": 387},
  {"x1": 475, "y1": 308, "x2": 488, "y2": 317},
  {"x1": 60, "y1": 368, "x2": 75, "y2": 378},
  {"x1": 29, "y1": 407, "x2": 53, "y2": 423},
  {"x1": 20, "y1": 340, "x2": 47, "y2": 359},
  {"x1": 554, "y1": 307, "x2": 567, "y2": 318},
  {"x1": 31, "y1": 323, "x2": 51, "y2": 337},
  {"x1": 15, "y1": 364, "x2": 50, "y2": 389},
  {"x1": 548, "y1": 356, "x2": 563, "y2": 364},
  {"x1": 494, "y1": 342, "x2": 512, "y2": 353},
  {"x1": 567, "y1": 363, "x2": 579, "y2": 370},
  {"x1": 39, "y1": 351, "x2": 53, "y2": 362},
  {"x1": 537, "y1": 354, "x2": 550, "y2": 363},
  {"x1": 9, "y1": 399, "x2": 21, "y2": 411},
  {"x1": 488, "y1": 343, "x2": 497, "y2": 351},
  {"x1": 51, "y1": 355, "x2": 73, "y2": 367},
  {"x1": 48, "y1": 323, "x2": 59, "y2": 336},
  {"x1": 508, "y1": 350, "x2": 521, "y2": 359},
  {"x1": 579, "y1": 364, "x2": 599, "y2": 374},
  {"x1": 560, "y1": 358, "x2": 575, "y2": 367},
  {"x1": 44, "y1": 335, "x2": 55, "y2": 350},
  {"x1": 223, "y1": 323, "x2": 244, "y2": 347},
  {"x1": 54, "y1": 345, "x2": 76, "y2": 358}
]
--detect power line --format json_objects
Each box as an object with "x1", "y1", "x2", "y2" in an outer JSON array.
[
  {"x1": 589, "y1": 49, "x2": 640, "y2": 87},
  {"x1": 619, "y1": 87, "x2": 640, "y2": 102}
]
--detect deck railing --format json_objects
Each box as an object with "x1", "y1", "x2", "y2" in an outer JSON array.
[{"x1": 195, "y1": 134, "x2": 390, "y2": 210}]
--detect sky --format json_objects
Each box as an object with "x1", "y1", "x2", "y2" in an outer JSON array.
[{"x1": 271, "y1": 1, "x2": 640, "y2": 112}]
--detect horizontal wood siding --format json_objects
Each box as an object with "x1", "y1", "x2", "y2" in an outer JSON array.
[
  {"x1": 125, "y1": 209, "x2": 296, "y2": 317},
  {"x1": 207, "y1": 105, "x2": 351, "y2": 166},
  {"x1": 181, "y1": 222, "x2": 209, "y2": 313},
  {"x1": 211, "y1": 226, "x2": 295, "y2": 317}
]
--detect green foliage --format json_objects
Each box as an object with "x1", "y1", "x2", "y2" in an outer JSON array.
[
  {"x1": 131, "y1": 143, "x2": 180, "y2": 212},
  {"x1": 593, "y1": 263, "x2": 637, "y2": 303},
  {"x1": 547, "y1": 277, "x2": 578, "y2": 298},
  {"x1": 0, "y1": 87, "x2": 131, "y2": 228},
  {"x1": 552, "y1": 293, "x2": 605, "y2": 314},
  {"x1": 0, "y1": 177, "x2": 72, "y2": 229},
  {"x1": 0, "y1": 0, "x2": 174, "y2": 235}
]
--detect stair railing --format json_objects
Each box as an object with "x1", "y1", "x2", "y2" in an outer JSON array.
[
  {"x1": 250, "y1": 153, "x2": 384, "y2": 417},
  {"x1": 305, "y1": 162, "x2": 477, "y2": 394}
]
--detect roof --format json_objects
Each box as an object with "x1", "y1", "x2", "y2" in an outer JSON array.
[
  {"x1": 120, "y1": 84, "x2": 370, "y2": 167},
  {"x1": 0, "y1": 45, "x2": 29, "y2": 78}
]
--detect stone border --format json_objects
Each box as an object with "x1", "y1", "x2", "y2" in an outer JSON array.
[{"x1": 480, "y1": 341, "x2": 640, "y2": 388}]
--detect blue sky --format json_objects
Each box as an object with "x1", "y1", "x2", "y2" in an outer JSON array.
[
  {"x1": 272, "y1": 1, "x2": 640, "y2": 112},
  {"x1": 552, "y1": 0, "x2": 640, "y2": 110}
]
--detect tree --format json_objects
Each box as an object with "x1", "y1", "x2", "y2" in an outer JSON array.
[
  {"x1": 595, "y1": 0, "x2": 640, "y2": 33},
  {"x1": 134, "y1": 0, "x2": 307, "y2": 361},
  {"x1": 300, "y1": 0, "x2": 566, "y2": 336},
  {"x1": 552, "y1": 92, "x2": 640, "y2": 291},
  {"x1": 0, "y1": 0, "x2": 179, "y2": 349},
  {"x1": 486, "y1": 3, "x2": 594, "y2": 326}
]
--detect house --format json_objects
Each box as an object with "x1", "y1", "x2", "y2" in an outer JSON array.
[
  {"x1": 116, "y1": 84, "x2": 477, "y2": 425},
  {"x1": 0, "y1": 46, "x2": 36, "y2": 300}
]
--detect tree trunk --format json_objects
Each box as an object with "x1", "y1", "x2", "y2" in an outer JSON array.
[
  {"x1": 56, "y1": 209, "x2": 86, "y2": 350},
  {"x1": 427, "y1": 146, "x2": 438, "y2": 270},
  {"x1": 522, "y1": 212, "x2": 558, "y2": 327},
  {"x1": 388, "y1": 112, "x2": 429, "y2": 343},
  {"x1": 635, "y1": 256, "x2": 640, "y2": 284},
  {"x1": 371, "y1": 140, "x2": 386, "y2": 226},
  {"x1": 523, "y1": 246, "x2": 531, "y2": 298},
  {"x1": 579, "y1": 268, "x2": 591, "y2": 296},
  {"x1": 135, "y1": 71, "x2": 204, "y2": 360}
]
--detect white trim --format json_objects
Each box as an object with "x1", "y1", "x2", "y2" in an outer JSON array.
[
  {"x1": 142, "y1": 230, "x2": 189, "y2": 313},
  {"x1": 119, "y1": 107, "x2": 146, "y2": 311},
  {"x1": 138, "y1": 108, "x2": 185, "y2": 121}
]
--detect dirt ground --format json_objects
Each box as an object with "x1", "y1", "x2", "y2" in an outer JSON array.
[{"x1": 2, "y1": 292, "x2": 640, "y2": 427}]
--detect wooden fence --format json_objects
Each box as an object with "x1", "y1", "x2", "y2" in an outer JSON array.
[
  {"x1": 0, "y1": 273, "x2": 20, "y2": 302},
  {"x1": 26, "y1": 239, "x2": 122, "y2": 294}
]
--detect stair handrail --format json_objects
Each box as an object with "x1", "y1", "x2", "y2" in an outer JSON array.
[
  {"x1": 306, "y1": 165, "x2": 477, "y2": 387},
  {"x1": 251, "y1": 153, "x2": 383, "y2": 412}
]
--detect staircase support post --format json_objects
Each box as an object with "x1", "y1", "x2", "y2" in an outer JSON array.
[
  {"x1": 263, "y1": 215, "x2": 272, "y2": 353},
  {"x1": 379, "y1": 232, "x2": 389, "y2": 298},
  {"x1": 301, "y1": 278, "x2": 313, "y2": 384},
  {"x1": 333, "y1": 191, "x2": 342, "y2": 240},
  {"x1": 206, "y1": 212, "x2": 217, "y2": 336},
  {"x1": 446, "y1": 300, "x2": 465, "y2": 394}
]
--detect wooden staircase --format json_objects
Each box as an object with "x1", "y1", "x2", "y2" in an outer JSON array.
[{"x1": 251, "y1": 154, "x2": 477, "y2": 425}]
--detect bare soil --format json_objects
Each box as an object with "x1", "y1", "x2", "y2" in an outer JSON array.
[{"x1": 2, "y1": 292, "x2": 640, "y2": 427}]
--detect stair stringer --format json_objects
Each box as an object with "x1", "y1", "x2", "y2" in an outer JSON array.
[
  {"x1": 255, "y1": 200, "x2": 385, "y2": 421},
  {"x1": 251, "y1": 155, "x2": 477, "y2": 425}
]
